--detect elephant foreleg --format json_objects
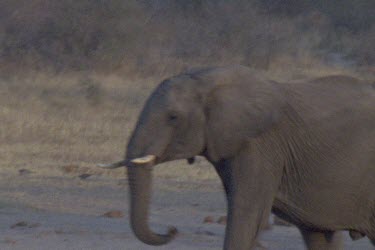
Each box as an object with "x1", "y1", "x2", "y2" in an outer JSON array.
[
  {"x1": 214, "y1": 159, "x2": 232, "y2": 197},
  {"x1": 218, "y1": 151, "x2": 282, "y2": 250},
  {"x1": 224, "y1": 200, "x2": 271, "y2": 250},
  {"x1": 299, "y1": 228, "x2": 343, "y2": 250}
]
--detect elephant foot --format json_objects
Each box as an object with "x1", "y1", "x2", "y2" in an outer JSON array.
[
  {"x1": 299, "y1": 228, "x2": 343, "y2": 250},
  {"x1": 369, "y1": 233, "x2": 375, "y2": 246},
  {"x1": 349, "y1": 230, "x2": 365, "y2": 240}
]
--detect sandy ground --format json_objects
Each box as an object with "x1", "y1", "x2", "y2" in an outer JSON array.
[{"x1": 0, "y1": 167, "x2": 373, "y2": 250}]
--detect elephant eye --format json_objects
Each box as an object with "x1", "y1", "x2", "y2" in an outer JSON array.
[
  {"x1": 167, "y1": 112, "x2": 179, "y2": 123},
  {"x1": 168, "y1": 114, "x2": 178, "y2": 121}
]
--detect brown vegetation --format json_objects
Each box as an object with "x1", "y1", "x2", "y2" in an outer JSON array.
[{"x1": 1, "y1": 1, "x2": 374, "y2": 77}]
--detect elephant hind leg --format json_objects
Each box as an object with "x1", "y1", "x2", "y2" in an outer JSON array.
[
  {"x1": 368, "y1": 232, "x2": 375, "y2": 246},
  {"x1": 299, "y1": 228, "x2": 343, "y2": 250},
  {"x1": 369, "y1": 212, "x2": 375, "y2": 245}
]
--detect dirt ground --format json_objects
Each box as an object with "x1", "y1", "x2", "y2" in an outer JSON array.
[{"x1": 0, "y1": 166, "x2": 373, "y2": 250}]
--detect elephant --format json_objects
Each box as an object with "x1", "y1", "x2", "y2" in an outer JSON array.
[{"x1": 102, "y1": 65, "x2": 375, "y2": 249}]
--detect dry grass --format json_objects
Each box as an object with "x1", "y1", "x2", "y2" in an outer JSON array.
[
  {"x1": 0, "y1": 72, "x2": 220, "y2": 181},
  {"x1": 0, "y1": 73, "x2": 144, "y2": 174},
  {"x1": 0, "y1": 65, "x2": 372, "y2": 182}
]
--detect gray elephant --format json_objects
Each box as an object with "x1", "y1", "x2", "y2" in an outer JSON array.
[{"x1": 102, "y1": 65, "x2": 375, "y2": 249}]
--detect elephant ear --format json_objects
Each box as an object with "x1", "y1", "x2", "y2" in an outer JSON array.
[{"x1": 204, "y1": 83, "x2": 282, "y2": 161}]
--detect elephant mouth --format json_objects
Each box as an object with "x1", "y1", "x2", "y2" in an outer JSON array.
[{"x1": 187, "y1": 157, "x2": 195, "y2": 164}]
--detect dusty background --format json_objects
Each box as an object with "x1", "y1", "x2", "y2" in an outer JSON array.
[{"x1": 0, "y1": 1, "x2": 374, "y2": 249}]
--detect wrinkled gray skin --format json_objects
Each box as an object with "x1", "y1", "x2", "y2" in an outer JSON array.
[{"x1": 117, "y1": 65, "x2": 375, "y2": 249}]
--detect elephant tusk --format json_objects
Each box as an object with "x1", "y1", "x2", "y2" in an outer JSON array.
[
  {"x1": 131, "y1": 155, "x2": 156, "y2": 165},
  {"x1": 97, "y1": 160, "x2": 128, "y2": 169}
]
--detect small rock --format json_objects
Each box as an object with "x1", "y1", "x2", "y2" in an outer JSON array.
[
  {"x1": 61, "y1": 165, "x2": 79, "y2": 174},
  {"x1": 102, "y1": 210, "x2": 124, "y2": 218},
  {"x1": 28, "y1": 223, "x2": 41, "y2": 228},
  {"x1": 217, "y1": 216, "x2": 227, "y2": 225},
  {"x1": 3, "y1": 237, "x2": 16, "y2": 244},
  {"x1": 203, "y1": 230, "x2": 216, "y2": 236},
  {"x1": 18, "y1": 169, "x2": 33, "y2": 176},
  {"x1": 203, "y1": 216, "x2": 215, "y2": 224},
  {"x1": 196, "y1": 230, "x2": 216, "y2": 236},
  {"x1": 10, "y1": 221, "x2": 28, "y2": 229},
  {"x1": 78, "y1": 174, "x2": 92, "y2": 180},
  {"x1": 10, "y1": 221, "x2": 40, "y2": 229}
]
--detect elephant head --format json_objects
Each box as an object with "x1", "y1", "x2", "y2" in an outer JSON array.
[{"x1": 105, "y1": 66, "x2": 284, "y2": 246}]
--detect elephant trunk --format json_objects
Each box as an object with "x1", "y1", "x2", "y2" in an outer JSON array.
[{"x1": 127, "y1": 165, "x2": 177, "y2": 245}]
